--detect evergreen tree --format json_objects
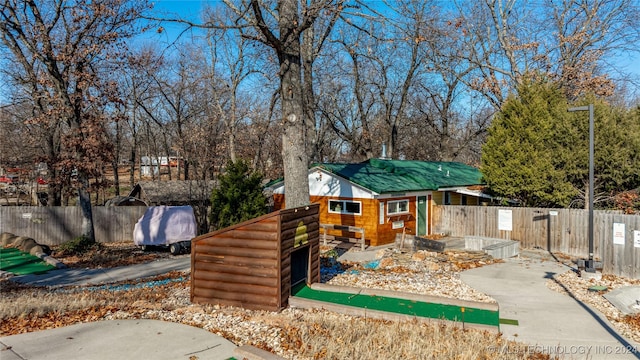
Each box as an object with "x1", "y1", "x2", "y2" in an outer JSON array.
[
  {"x1": 481, "y1": 78, "x2": 576, "y2": 207},
  {"x1": 482, "y1": 77, "x2": 640, "y2": 208},
  {"x1": 209, "y1": 160, "x2": 268, "y2": 230},
  {"x1": 557, "y1": 96, "x2": 640, "y2": 208}
]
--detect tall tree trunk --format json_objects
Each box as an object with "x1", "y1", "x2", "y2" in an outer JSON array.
[
  {"x1": 112, "y1": 158, "x2": 120, "y2": 196},
  {"x1": 78, "y1": 170, "x2": 95, "y2": 241},
  {"x1": 229, "y1": 93, "x2": 238, "y2": 163},
  {"x1": 302, "y1": 27, "x2": 316, "y2": 162},
  {"x1": 129, "y1": 148, "x2": 136, "y2": 187},
  {"x1": 280, "y1": 0, "x2": 309, "y2": 208},
  {"x1": 112, "y1": 117, "x2": 121, "y2": 196}
]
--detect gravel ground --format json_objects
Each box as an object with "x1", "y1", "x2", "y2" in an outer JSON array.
[
  {"x1": 5, "y1": 242, "x2": 639, "y2": 359},
  {"x1": 546, "y1": 269, "x2": 640, "y2": 343},
  {"x1": 322, "y1": 248, "x2": 499, "y2": 303}
]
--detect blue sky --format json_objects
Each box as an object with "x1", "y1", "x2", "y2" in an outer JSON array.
[
  {"x1": 151, "y1": 0, "x2": 211, "y2": 23},
  {"x1": 148, "y1": 0, "x2": 640, "y2": 82},
  {"x1": 1, "y1": 1, "x2": 638, "y2": 104}
]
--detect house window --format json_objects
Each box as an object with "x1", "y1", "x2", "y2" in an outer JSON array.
[
  {"x1": 462, "y1": 195, "x2": 467, "y2": 205},
  {"x1": 444, "y1": 191, "x2": 451, "y2": 205},
  {"x1": 387, "y1": 199, "x2": 409, "y2": 215},
  {"x1": 328, "y1": 200, "x2": 362, "y2": 215}
]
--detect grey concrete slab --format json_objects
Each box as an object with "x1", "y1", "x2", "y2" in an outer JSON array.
[
  {"x1": 10, "y1": 257, "x2": 191, "y2": 287},
  {"x1": 604, "y1": 286, "x2": 640, "y2": 315},
  {"x1": 0, "y1": 319, "x2": 236, "y2": 360},
  {"x1": 441, "y1": 236, "x2": 466, "y2": 249},
  {"x1": 336, "y1": 244, "x2": 393, "y2": 263},
  {"x1": 461, "y1": 258, "x2": 640, "y2": 360}
]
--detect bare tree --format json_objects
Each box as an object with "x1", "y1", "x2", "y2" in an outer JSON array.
[
  {"x1": 319, "y1": 1, "x2": 440, "y2": 160},
  {"x1": 448, "y1": 0, "x2": 541, "y2": 109},
  {"x1": 547, "y1": 0, "x2": 640, "y2": 99},
  {"x1": 450, "y1": 0, "x2": 640, "y2": 108},
  {"x1": 322, "y1": 25, "x2": 379, "y2": 160},
  {"x1": 199, "y1": 11, "x2": 266, "y2": 163},
  {"x1": 0, "y1": 0, "x2": 149, "y2": 241},
  {"x1": 218, "y1": 0, "x2": 345, "y2": 208}
]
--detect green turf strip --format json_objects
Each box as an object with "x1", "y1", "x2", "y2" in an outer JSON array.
[
  {"x1": 0, "y1": 247, "x2": 56, "y2": 275},
  {"x1": 499, "y1": 318, "x2": 519, "y2": 325},
  {"x1": 292, "y1": 283, "x2": 500, "y2": 327}
]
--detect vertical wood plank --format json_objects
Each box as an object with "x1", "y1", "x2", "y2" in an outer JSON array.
[{"x1": 431, "y1": 205, "x2": 638, "y2": 279}]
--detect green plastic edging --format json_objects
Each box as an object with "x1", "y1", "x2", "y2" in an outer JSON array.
[
  {"x1": 292, "y1": 283, "x2": 500, "y2": 327},
  {"x1": 499, "y1": 318, "x2": 519, "y2": 325},
  {"x1": 588, "y1": 285, "x2": 608, "y2": 292},
  {"x1": 0, "y1": 247, "x2": 56, "y2": 275}
]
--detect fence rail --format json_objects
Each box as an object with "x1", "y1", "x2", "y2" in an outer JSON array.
[
  {"x1": 0, "y1": 206, "x2": 148, "y2": 245},
  {"x1": 320, "y1": 223, "x2": 366, "y2": 250},
  {"x1": 432, "y1": 206, "x2": 640, "y2": 279}
]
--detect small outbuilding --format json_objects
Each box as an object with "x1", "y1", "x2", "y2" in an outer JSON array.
[{"x1": 191, "y1": 204, "x2": 319, "y2": 311}]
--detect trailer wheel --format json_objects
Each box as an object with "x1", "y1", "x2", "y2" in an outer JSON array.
[
  {"x1": 140, "y1": 245, "x2": 148, "y2": 252},
  {"x1": 169, "y1": 243, "x2": 181, "y2": 255}
]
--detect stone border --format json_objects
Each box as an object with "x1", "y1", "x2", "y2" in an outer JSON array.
[{"x1": 1, "y1": 232, "x2": 66, "y2": 274}]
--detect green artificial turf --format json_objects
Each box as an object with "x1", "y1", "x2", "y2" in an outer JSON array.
[
  {"x1": 0, "y1": 247, "x2": 56, "y2": 275},
  {"x1": 292, "y1": 283, "x2": 500, "y2": 327},
  {"x1": 499, "y1": 318, "x2": 519, "y2": 325}
]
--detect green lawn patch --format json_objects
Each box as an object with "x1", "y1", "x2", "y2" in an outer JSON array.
[
  {"x1": 0, "y1": 247, "x2": 56, "y2": 275},
  {"x1": 292, "y1": 283, "x2": 500, "y2": 327}
]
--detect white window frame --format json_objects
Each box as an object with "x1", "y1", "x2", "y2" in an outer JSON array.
[
  {"x1": 387, "y1": 199, "x2": 409, "y2": 215},
  {"x1": 328, "y1": 199, "x2": 362, "y2": 215}
]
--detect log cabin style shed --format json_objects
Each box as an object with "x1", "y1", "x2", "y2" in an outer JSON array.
[
  {"x1": 191, "y1": 204, "x2": 320, "y2": 311},
  {"x1": 267, "y1": 159, "x2": 489, "y2": 247}
]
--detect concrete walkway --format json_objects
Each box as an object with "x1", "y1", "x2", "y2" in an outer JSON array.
[
  {"x1": 1, "y1": 319, "x2": 237, "y2": 360},
  {"x1": 461, "y1": 258, "x2": 640, "y2": 360},
  {"x1": 10, "y1": 257, "x2": 191, "y2": 287},
  {"x1": 3, "y1": 256, "x2": 285, "y2": 360}
]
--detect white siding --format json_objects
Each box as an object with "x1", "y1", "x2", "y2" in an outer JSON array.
[{"x1": 271, "y1": 168, "x2": 376, "y2": 199}]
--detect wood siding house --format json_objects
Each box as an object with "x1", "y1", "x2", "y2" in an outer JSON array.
[{"x1": 267, "y1": 159, "x2": 489, "y2": 247}]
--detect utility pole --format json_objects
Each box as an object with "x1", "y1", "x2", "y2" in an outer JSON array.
[{"x1": 568, "y1": 104, "x2": 595, "y2": 273}]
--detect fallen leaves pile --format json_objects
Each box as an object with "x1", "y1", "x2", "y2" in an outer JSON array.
[{"x1": 0, "y1": 271, "x2": 186, "y2": 336}]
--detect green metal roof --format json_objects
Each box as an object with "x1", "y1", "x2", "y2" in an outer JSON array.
[{"x1": 316, "y1": 159, "x2": 483, "y2": 194}]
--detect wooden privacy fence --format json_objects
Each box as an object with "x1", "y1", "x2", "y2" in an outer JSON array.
[
  {"x1": 432, "y1": 206, "x2": 640, "y2": 279},
  {"x1": 0, "y1": 206, "x2": 148, "y2": 245}
]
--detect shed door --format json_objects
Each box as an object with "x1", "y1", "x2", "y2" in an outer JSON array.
[
  {"x1": 417, "y1": 195, "x2": 427, "y2": 236},
  {"x1": 291, "y1": 246, "x2": 309, "y2": 287}
]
